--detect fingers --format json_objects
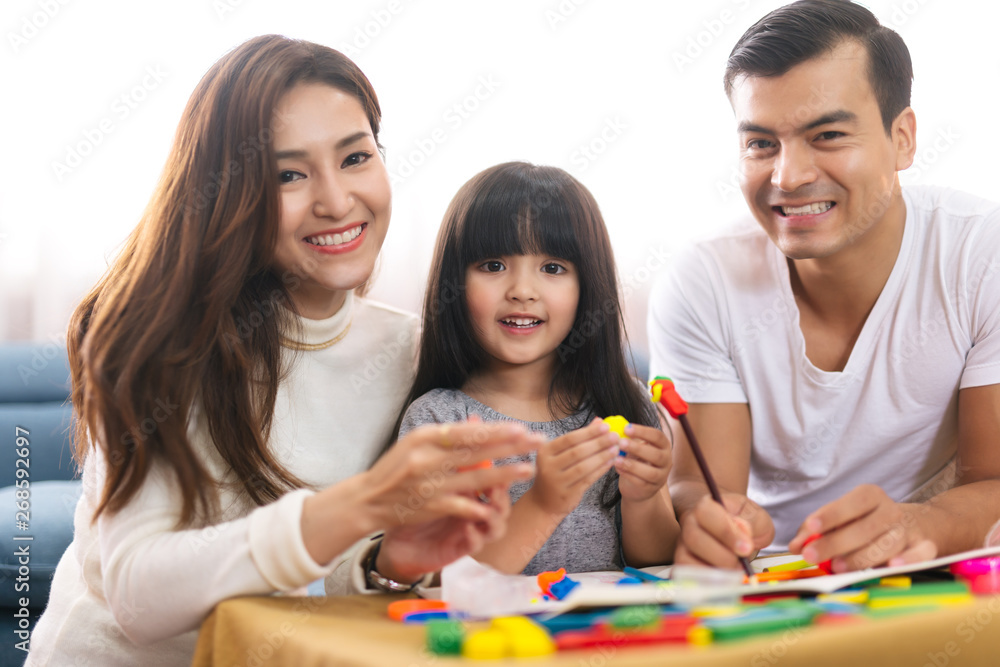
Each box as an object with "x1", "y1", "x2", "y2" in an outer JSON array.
[
  {"x1": 796, "y1": 484, "x2": 887, "y2": 540},
  {"x1": 546, "y1": 418, "x2": 612, "y2": 457},
  {"x1": 614, "y1": 455, "x2": 662, "y2": 488},
  {"x1": 418, "y1": 494, "x2": 494, "y2": 524},
  {"x1": 676, "y1": 497, "x2": 754, "y2": 570},
  {"x1": 623, "y1": 423, "x2": 671, "y2": 452},
  {"x1": 408, "y1": 421, "x2": 543, "y2": 463},
  {"x1": 548, "y1": 427, "x2": 620, "y2": 473},
  {"x1": 446, "y1": 462, "x2": 534, "y2": 496},
  {"x1": 721, "y1": 494, "x2": 774, "y2": 549},
  {"x1": 790, "y1": 486, "x2": 933, "y2": 572},
  {"x1": 615, "y1": 441, "x2": 670, "y2": 485},
  {"x1": 889, "y1": 539, "x2": 937, "y2": 567},
  {"x1": 558, "y1": 443, "x2": 617, "y2": 489}
]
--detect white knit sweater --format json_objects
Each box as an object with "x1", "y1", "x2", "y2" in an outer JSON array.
[{"x1": 27, "y1": 293, "x2": 418, "y2": 666}]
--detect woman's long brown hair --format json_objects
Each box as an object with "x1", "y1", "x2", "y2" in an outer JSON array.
[{"x1": 69, "y1": 35, "x2": 383, "y2": 526}]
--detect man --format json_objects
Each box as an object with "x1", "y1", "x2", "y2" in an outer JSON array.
[{"x1": 648, "y1": 0, "x2": 1000, "y2": 573}]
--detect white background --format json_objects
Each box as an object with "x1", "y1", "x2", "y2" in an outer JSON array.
[{"x1": 1, "y1": 0, "x2": 997, "y2": 354}]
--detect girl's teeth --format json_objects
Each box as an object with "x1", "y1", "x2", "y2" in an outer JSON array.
[
  {"x1": 782, "y1": 201, "x2": 833, "y2": 216},
  {"x1": 306, "y1": 226, "x2": 363, "y2": 246},
  {"x1": 503, "y1": 318, "x2": 541, "y2": 327}
]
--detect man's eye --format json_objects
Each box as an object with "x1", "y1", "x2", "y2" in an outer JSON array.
[
  {"x1": 747, "y1": 139, "x2": 774, "y2": 150},
  {"x1": 816, "y1": 131, "x2": 843, "y2": 141},
  {"x1": 343, "y1": 151, "x2": 372, "y2": 167}
]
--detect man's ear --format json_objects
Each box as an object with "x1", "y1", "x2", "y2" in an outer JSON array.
[{"x1": 892, "y1": 107, "x2": 917, "y2": 171}]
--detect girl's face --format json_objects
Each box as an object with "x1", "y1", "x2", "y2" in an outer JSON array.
[
  {"x1": 271, "y1": 83, "x2": 391, "y2": 319},
  {"x1": 465, "y1": 253, "x2": 580, "y2": 376}
]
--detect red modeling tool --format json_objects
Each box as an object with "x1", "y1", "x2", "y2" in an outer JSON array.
[
  {"x1": 649, "y1": 376, "x2": 755, "y2": 579},
  {"x1": 801, "y1": 534, "x2": 834, "y2": 574}
]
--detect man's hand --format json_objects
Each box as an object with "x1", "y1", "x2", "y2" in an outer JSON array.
[
  {"x1": 675, "y1": 492, "x2": 774, "y2": 569},
  {"x1": 788, "y1": 484, "x2": 937, "y2": 572}
]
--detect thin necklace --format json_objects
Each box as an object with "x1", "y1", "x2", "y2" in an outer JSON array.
[{"x1": 280, "y1": 318, "x2": 353, "y2": 351}]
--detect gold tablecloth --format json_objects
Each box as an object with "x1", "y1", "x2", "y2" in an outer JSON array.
[{"x1": 193, "y1": 592, "x2": 1000, "y2": 666}]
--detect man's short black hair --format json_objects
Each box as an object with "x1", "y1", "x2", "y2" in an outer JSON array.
[{"x1": 724, "y1": 0, "x2": 913, "y2": 133}]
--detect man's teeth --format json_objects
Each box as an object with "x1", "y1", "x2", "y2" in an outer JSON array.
[
  {"x1": 305, "y1": 225, "x2": 363, "y2": 246},
  {"x1": 502, "y1": 318, "x2": 541, "y2": 328},
  {"x1": 781, "y1": 202, "x2": 833, "y2": 216}
]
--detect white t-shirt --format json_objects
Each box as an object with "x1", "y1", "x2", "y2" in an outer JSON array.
[
  {"x1": 27, "y1": 293, "x2": 418, "y2": 666},
  {"x1": 648, "y1": 186, "x2": 1000, "y2": 551}
]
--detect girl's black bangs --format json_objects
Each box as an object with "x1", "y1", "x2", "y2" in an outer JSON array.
[{"x1": 456, "y1": 185, "x2": 581, "y2": 267}]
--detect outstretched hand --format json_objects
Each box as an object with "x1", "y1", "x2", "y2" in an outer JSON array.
[
  {"x1": 363, "y1": 421, "x2": 540, "y2": 529},
  {"x1": 301, "y1": 420, "x2": 540, "y2": 570}
]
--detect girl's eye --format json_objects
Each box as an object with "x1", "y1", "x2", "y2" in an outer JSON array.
[
  {"x1": 480, "y1": 260, "x2": 505, "y2": 272},
  {"x1": 541, "y1": 263, "x2": 566, "y2": 275},
  {"x1": 342, "y1": 151, "x2": 372, "y2": 168},
  {"x1": 279, "y1": 170, "x2": 304, "y2": 183}
]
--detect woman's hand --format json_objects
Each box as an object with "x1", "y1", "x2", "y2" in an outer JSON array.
[
  {"x1": 362, "y1": 421, "x2": 539, "y2": 527},
  {"x1": 377, "y1": 485, "x2": 512, "y2": 582},
  {"x1": 526, "y1": 418, "x2": 620, "y2": 517},
  {"x1": 302, "y1": 421, "x2": 540, "y2": 567},
  {"x1": 615, "y1": 422, "x2": 672, "y2": 503}
]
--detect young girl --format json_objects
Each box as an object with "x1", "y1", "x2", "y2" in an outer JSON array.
[
  {"x1": 399, "y1": 162, "x2": 680, "y2": 575},
  {"x1": 26, "y1": 37, "x2": 540, "y2": 666}
]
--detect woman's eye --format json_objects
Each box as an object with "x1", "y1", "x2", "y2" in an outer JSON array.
[
  {"x1": 542, "y1": 263, "x2": 566, "y2": 274},
  {"x1": 481, "y1": 261, "x2": 505, "y2": 272},
  {"x1": 279, "y1": 170, "x2": 304, "y2": 183},
  {"x1": 342, "y1": 151, "x2": 372, "y2": 168}
]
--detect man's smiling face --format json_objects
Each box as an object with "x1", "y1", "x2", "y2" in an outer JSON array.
[{"x1": 731, "y1": 40, "x2": 911, "y2": 261}]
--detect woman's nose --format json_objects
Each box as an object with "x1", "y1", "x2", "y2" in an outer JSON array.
[{"x1": 312, "y1": 174, "x2": 354, "y2": 219}]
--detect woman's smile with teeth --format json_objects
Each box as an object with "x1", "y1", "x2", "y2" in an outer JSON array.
[{"x1": 305, "y1": 224, "x2": 364, "y2": 246}]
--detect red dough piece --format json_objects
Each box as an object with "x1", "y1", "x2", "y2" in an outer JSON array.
[{"x1": 802, "y1": 533, "x2": 834, "y2": 574}]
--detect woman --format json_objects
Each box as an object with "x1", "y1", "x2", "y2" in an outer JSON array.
[{"x1": 27, "y1": 35, "x2": 539, "y2": 666}]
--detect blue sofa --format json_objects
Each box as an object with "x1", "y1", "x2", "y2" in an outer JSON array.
[{"x1": 0, "y1": 342, "x2": 81, "y2": 667}]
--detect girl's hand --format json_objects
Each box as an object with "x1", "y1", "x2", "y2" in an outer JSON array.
[
  {"x1": 377, "y1": 485, "x2": 512, "y2": 582},
  {"x1": 614, "y1": 423, "x2": 672, "y2": 503},
  {"x1": 529, "y1": 418, "x2": 620, "y2": 517}
]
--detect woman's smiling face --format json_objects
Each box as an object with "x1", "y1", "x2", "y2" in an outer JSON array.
[{"x1": 271, "y1": 83, "x2": 392, "y2": 319}]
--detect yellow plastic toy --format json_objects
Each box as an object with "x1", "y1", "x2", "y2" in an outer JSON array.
[
  {"x1": 603, "y1": 415, "x2": 629, "y2": 437},
  {"x1": 493, "y1": 617, "x2": 556, "y2": 658},
  {"x1": 461, "y1": 618, "x2": 556, "y2": 660},
  {"x1": 462, "y1": 629, "x2": 506, "y2": 660}
]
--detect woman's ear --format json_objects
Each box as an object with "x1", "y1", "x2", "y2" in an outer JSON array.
[{"x1": 892, "y1": 107, "x2": 917, "y2": 172}]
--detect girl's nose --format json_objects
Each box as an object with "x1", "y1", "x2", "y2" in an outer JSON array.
[{"x1": 507, "y1": 275, "x2": 538, "y2": 302}]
